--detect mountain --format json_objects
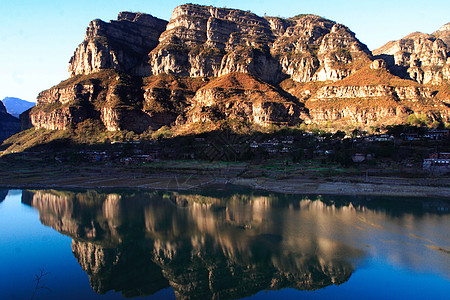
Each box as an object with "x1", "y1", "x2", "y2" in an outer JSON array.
[
  {"x1": 1, "y1": 97, "x2": 35, "y2": 118},
  {"x1": 69, "y1": 12, "x2": 168, "y2": 76},
  {"x1": 0, "y1": 101, "x2": 21, "y2": 143},
  {"x1": 433, "y1": 23, "x2": 450, "y2": 47},
  {"x1": 18, "y1": 4, "x2": 450, "y2": 143},
  {"x1": 70, "y1": 5, "x2": 371, "y2": 83},
  {"x1": 373, "y1": 29, "x2": 450, "y2": 85}
]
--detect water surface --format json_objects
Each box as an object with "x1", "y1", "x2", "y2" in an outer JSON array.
[{"x1": 0, "y1": 188, "x2": 449, "y2": 299}]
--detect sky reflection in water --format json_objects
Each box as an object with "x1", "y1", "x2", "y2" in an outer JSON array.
[{"x1": 0, "y1": 189, "x2": 448, "y2": 299}]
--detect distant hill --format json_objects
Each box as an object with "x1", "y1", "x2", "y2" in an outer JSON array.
[
  {"x1": 0, "y1": 101, "x2": 21, "y2": 143},
  {"x1": 2, "y1": 97, "x2": 35, "y2": 118}
]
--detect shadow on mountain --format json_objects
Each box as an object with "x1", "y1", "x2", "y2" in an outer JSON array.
[
  {"x1": 373, "y1": 54, "x2": 410, "y2": 80},
  {"x1": 1, "y1": 125, "x2": 312, "y2": 163}
]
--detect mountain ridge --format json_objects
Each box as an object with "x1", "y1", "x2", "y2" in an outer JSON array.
[
  {"x1": 373, "y1": 27, "x2": 450, "y2": 84},
  {"x1": 2, "y1": 97, "x2": 35, "y2": 118},
  {"x1": 9, "y1": 4, "x2": 450, "y2": 147}
]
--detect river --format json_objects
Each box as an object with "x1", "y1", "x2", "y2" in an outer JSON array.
[{"x1": 0, "y1": 188, "x2": 449, "y2": 299}]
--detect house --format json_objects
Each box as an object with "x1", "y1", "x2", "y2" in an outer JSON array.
[
  {"x1": 281, "y1": 147, "x2": 290, "y2": 153},
  {"x1": 401, "y1": 132, "x2": 419, "y2": 141},
  {"x1": 250, "y1": 141, "x2": 259, "y2": 148},
  {"x1": 429, "y1": 153, "x2": 450, "y2": 159},
  {"x1": 352, "y1": 153, "x2": 366, "y2": 163},
  {"x1": 265, "y1": 138, "x2": 280, "y2": 146},
  {"x1": 281, "y1": 136, "x2": 294, "y2": 144},
  {"x1": 423, "y1": 153, "x2": 450, "y2": 174},
  {"x1": 424, "y1": 130, "x2": 449, "y2": 140},
  {"x1": 376, "y1": 134, "x2": 394, "y2": 142}
]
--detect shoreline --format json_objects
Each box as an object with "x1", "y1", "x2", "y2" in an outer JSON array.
[
  {"x1": 2, "y1": 174, "x2": 450, "y2": 198},
  {"x1": 1, "y1": 157, "x2": 449, "y2": 198}
]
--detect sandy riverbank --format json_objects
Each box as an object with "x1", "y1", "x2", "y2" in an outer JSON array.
[
  {"x1": 1, "y1": 157, "x2": 450, "y2": 198},
  {"x1": 1, "y1": 171, "x2": 450, "y2": 198},
  {"x1": 231, "y1": 178, "x2": 450, "y2": 198}
]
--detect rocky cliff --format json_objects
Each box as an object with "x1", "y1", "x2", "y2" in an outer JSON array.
[
  {"x1": 31, "y1": 70, "x2": 155, "y2": 132},
  {"x1": 373, "y1": 29, "x2": 450, "y2": 84},
  {"x1": 182, "y1": 72, "x2": 308, "y2": 127},
  {"x1": 138, "y1": 4, "x2": 371, "y2": 83},
  {"x1": 433, "y1": 23, "x2": 450, "y2": 47},
  {"x1": 31, "y1": 70, "x2": 310, "y2": 132},
  {"x1": 281, "y1": 65, "x2": 450, "y2": 126},
  {"x1": 0, "y1": 101, "x2": 21, "y2": 143},
  {"x1": 25, "y1": 4, "x2": 450, "y2": 137},
  {"x1": 69, "y1": 12, "x2": 168, "y2": 75}
]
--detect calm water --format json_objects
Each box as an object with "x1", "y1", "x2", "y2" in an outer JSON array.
[{"x1": 0, "y1": 188, "x2": 449, "y2": 300}]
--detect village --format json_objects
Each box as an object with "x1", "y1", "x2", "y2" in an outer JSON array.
[{"x1": 34, "y1": 127, "x2": 449, "y2": 178}]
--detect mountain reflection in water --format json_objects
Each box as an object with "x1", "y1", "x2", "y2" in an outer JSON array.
[
  {"x1": 0, "y1": 189, "x2": 7, "y2": 203},
  {"x1": 21, "y1": 189, "x2": 449, "y2": 299}
]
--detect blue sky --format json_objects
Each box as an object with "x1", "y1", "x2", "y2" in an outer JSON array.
[{"x1": 1, "y1": 0, "x2": 448, "y2": 102}]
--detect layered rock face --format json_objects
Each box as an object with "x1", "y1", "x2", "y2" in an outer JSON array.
[
  {"x1": 373, "y1": 31, "x2": 450, "y2": 84},
  {"x1": 273, "y1": 16, "x2": 371, "y2": 82},
  {"x1": 68, "y1": 4, "x2": 371, "y2": 83},
  {"x1": 31, "y1": 70, "x2": 308, "y2": 132},
  {"x1": 0, "y1": 101, "x2": 21, "y2": 142},
  {"x1": 282, "y1": 65, "x2": 450, "y2": 125},
  {"x1": 433, "y1": 23, "x2": 450, "y2": 47},
  {"x1": 138, "y1": 5, "x2": 371, "y2": 83},
  {"x1": 184, "y1": 73, "x2": 307, "y2": 126},
  {"x1": 31, "y1": 71, "x2": 159, "y2": 133},
  {"x1": 28, "y1": 4, "x2": 450, "y2": 134},
  {"x1": 69, "y1": 12, "x2": 168, "y2": 75}
]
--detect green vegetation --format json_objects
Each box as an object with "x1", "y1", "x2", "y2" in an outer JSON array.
[
  {"x1": 333, "y1": 49, "x2": 352, "y2": 62},
  {"x1": 53, "y1": 69, "x2": 118, "y2": 89},
  {"x1": 35, "y1": 101, "x2": 63, "y2": 113},
  {"x1": 1, "y1": 116, "x2": 449, "y2": 193},
  {"x1": 1, "y1": 120, "x2": 145, "y2": 155},
  {"x1": 290, "y1": 14, "x2": 320, "y2": 20},
  {"x1": 189, "y1": 44, "x2": 225, "y2": 57},
  {"x1": 407, "y1": 113, "x2": 445, "y2": 128}
]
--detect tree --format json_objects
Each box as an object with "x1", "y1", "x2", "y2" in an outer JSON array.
[
  {"x1": 30, "y1": 268, "x2": 50, "y2": 300},
  {"x1": 351, "y1": 128, "x2": 361, "y2": 139},
  {"x1": 370, "y1": 126, "x2": 380, "y2": 134},
  {"x1": 332, "y1": 130, "x2": 346, "y2": 140}
]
